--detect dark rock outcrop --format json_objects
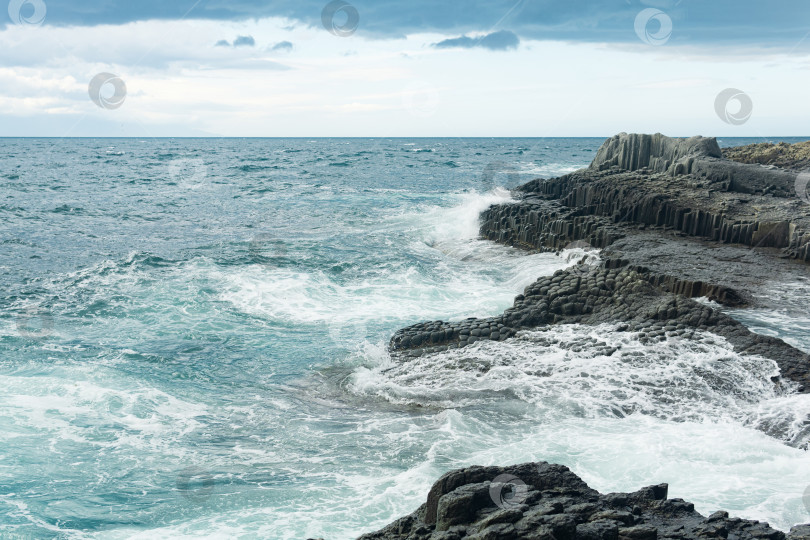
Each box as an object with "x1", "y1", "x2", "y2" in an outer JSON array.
[
  {"x1": 590, "y1": 133, "x2": 799, "y2": 196},
  {"x1": 375, "y1": 134, "x2": 810, "y2": 540},
  {"x1": 482, "y1": 134, "x2": 810, "y2": 260},
  {"x1": 359, "y1": 461, "x2": 809, "y2": 540},
  {"x1": 390, "y1": 265, "x2": 810, "y2": 393},
  {"x1": 390, "y1": 133, "x2": 810, "y2": 391},
  {"x1": 591, "y1": 133, "x2": 721, "y2": 174}
]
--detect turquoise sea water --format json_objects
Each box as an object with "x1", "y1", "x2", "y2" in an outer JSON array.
[{"x1": 2, "y1": 137, "x2": 810, "y2": 539}]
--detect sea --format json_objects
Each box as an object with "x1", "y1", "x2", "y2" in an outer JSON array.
[{"x1": 2, "y1": 137, "x2": 810, "y2": 539}]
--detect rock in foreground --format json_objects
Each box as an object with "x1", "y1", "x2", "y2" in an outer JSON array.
[{"x1": 359, "y1": 462, "x2": 810, "y2": 540}]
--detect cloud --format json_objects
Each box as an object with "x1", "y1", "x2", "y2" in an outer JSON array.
[
  {"x1": 1, "y1": 19, "x2": 809, "y2": 137},
  {"x1": 215, "y1": 35, "x2": 256, "y2": 48},
  {"x1": 233, "y1": 35, "x2": 255, "y2": 47},
  {"x1": 271, "y1": 40, "x2": 293, "y2": 51},
  {"x1": 432, "y1": 36, "x2": 476, "y2": 49},
  {"x1": 0, "y1": 20, "x2": 289, "y2": 71},
  {"x1": 433, "y1": 30, "x2": 519, "y2": 51},
  {"x1": 8, "y1": 0, "x2": 810, "y2": 48}
]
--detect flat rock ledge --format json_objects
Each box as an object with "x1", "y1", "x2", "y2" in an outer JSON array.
[
  {"x1": 357, "y1": 461, "x2": 810, "y2": 540},
  {"x1": 389, "y1": 265, "x2": 810, "y2": 394},
  {"x1": 390, "y1": 133, "x2": 810, "y2": 392},
  {"x1": 723, "y1": 140, "x2": 810, "y2": 171}
]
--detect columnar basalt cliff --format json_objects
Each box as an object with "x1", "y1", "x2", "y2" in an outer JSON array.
[
  {"x1": 590, "y1": 133, "x2": 800, "y2": 196},
  {"x1": 359, "y1": 462, "x2": 810, "y2": 540},
  {"x1": 391, "y1": 133, "x2": 810, "y2": 393},
  {"x1": 481, "y1": 133, "x2": 810, "y2": 259}
]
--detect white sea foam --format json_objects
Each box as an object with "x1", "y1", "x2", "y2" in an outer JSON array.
[
  {"x1": 334, "y1": 324, "x2": 810, "y2": 535},
  {"x1": 216, "y1": 190, "x2": 810, "y2": 539},
  {"x1": 407, "y1": 186, "x2": 515, "y2": 242},
  {"x1": 217, "y1": 189, "x2": 565, "y2": 330},
  {"x1": 728, "y1": 279, "x2": 810, "y2": 353},
  {"x1": 0, "y1": 369, "x2": 207, "y2": 453},
  {"x1": 519, "y1": 163, "x2": 581, "y2": 178},
  {"x1": 350, "y1": 324, "x2": 810, "y2": 442},
  {"x1": 5, "y1": 178, "x2": 810, "y2": 540},
  {"x1": 81, "y1": 386, "x2": 810, "y2": 540}
]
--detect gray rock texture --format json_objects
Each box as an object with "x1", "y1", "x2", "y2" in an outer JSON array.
[
  {"x1": 359, "y1": 462, "x2": 809, "y2": 540},
  {"x1": 723, "y1": 140, "x2": 810, "y2": 171},
  {"x1": 486, "y1": 133, "x2": 810, "y2": 259},
  {"x1": 390, "y1": 266, "x2": 809, "y2": 393},
  {"x1": 390, "y1": 133, "x2": 810, "y2": 392}
]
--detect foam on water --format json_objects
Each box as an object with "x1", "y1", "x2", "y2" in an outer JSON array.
[
  {"x1": 350, "y1": 324, "x2": 810, "y2": 442},
  {"x1": 0, "y1": 355, "x2": 208, "y2": 427},
  {"x1": 402, "y1": 186, "x2": 515, "y2": 243},
  {"x1": 336, "y1": 325, "x2": 810, "y2": 534},
  {"x1": 79, "y1": 345, "x2": 810, "y2": 539},
  {"x1": 3, "y1": 138, "x2": 810, "y2": 539},
  {"x1": 217, "y1": 189, "x2": 567, "y2": 332}
]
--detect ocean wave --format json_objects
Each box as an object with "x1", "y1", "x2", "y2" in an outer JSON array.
[
  {"x1": 350, "y1": 324, "x2": 810, "y2": 446},
  {"x1": 4, "y1": 138, "x2": 809, "y2": 539},
  {"x1": 233, "y1": 164, "x2": 276, "y2": 172},
  {"x1": 726, "y1": 279, "x2": 810, "y2": 353},
  {"x1": 217, "y1": 188, "x2": 554, "y2": 328}
]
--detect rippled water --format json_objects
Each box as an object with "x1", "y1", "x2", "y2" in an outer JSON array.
[{"x1": 1, "y1": 137, "x2": 809, "y2": 539}]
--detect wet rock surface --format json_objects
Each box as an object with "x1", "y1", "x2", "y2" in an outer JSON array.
[
  {"x1": 600, "y1": 231, "x2": 809, "y2": 310},
  {"x1": 359, "y1": 462, "x2": 810, "y2": 540},
  {"x1": 390, "y1": 133, "x2": 810, "y2": 392},
  {"x1": 390, "y1": 266, "x2": 810, "y2": 392}
]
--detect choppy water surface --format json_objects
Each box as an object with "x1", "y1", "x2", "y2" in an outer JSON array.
[{"x1": 1, "y1": 137, "x2": 809, "y2": 539}]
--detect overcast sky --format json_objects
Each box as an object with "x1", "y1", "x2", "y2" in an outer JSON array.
[{"x1": 1, "y1": 0, "x2": 809, "y2": 136}]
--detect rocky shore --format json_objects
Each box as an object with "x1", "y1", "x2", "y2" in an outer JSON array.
[
  {"x1": 359, "y1": 461, "x2": 810, "y2": 540},
  {"x1": 366, "y1": 134, "x2": 810, "y2": 539},
  {"x1": 723, "y1": 140, "x2": 810, "y2": 171},
  {"x1": 390, "y1": 133, "x2": 810, "y2": 393}
]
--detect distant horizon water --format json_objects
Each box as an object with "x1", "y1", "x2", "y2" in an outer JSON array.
[{"x1": 2, "y1": 135, "x2": 809, "y2": 139}]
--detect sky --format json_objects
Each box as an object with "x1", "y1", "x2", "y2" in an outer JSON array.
[{"x1": 0, "y1": 0, "x2": 809, "y2": 136}]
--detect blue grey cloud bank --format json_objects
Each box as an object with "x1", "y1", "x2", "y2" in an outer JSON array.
[
  {"x1": 5, "y1": 0, "x2": 810, "y2": 47},
  {"x1": 433, "y1": 30, "x2": 519, "y2": 51}
]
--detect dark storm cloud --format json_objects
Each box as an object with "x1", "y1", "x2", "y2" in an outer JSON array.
[
  {"x1": 433, "y1": 30, "x2": 520, "y2": 51},
  {"x1": 7, "y1": 0, "x2": 810, "y2": 48}
]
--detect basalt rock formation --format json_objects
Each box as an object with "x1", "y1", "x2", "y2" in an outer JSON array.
[
  {"x1": 359, "y1": 461, "x2": 810, "y2": 540},
  {"x1": 389, "y1": 133, "x2": 810, "y2": 392},
  {"x1": 390, "y1": 266, "x2": 809, "y2": 393},
  {"x1": 485, "y1": 133, "x2": 810, "y2": 260},
  {"x1": 589, "y1": 133, "x2": 800, "y2": 196},
  {"x1": 724, "y1": 140, "x2": 810, "y2": 171}
]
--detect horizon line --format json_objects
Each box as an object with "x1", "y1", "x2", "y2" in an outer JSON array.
[{"x1": 2, "y1": 135, "x2": 809, "y2": 139}]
